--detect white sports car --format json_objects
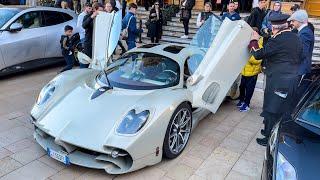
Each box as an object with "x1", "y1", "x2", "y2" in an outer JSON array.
[{"x1": 31, "y1": 11, "x2": 253, "y2": 174}]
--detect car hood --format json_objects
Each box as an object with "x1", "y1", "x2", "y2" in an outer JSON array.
[
  {"x1": 278, "y1": 120, "x2": 320, "y2": 179},
  {"x1": 35, "y1": 82, "x2": 157, "y2": 153}
]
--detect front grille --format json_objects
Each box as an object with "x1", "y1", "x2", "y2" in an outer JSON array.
[{"x1": 34, "y1": 127, "x2": 133, "y2": 174}]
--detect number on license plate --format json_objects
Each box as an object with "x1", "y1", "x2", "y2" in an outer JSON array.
[{"x1": 47, "y1": 148, "x2": 70, "y2": 165}]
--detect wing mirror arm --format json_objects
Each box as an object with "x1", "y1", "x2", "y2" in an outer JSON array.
[{"x1": 187, "y1": 75, "x2": 203, "y2": 86}]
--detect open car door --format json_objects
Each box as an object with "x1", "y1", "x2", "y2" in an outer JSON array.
[
  {"x1": 187, "y1": 19, "x2": 253, "y2": 113},
  {"x1": 80, "y1": 11, "x2": 122, "y2": 70}
]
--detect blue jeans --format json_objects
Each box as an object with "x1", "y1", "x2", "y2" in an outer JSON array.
[
  {"x1": 61, "y1": 53, "x2": 74, "y2": 72},
  {"x1": 126, "y1": 41, "x2": 136, "y2": 50},
  {"x1": 239, "y1": 75, "x2": 258, "y2": 106}
]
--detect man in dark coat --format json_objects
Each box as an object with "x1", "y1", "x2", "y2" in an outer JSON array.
[
  {"x1": 246, "y1": 0, "x2": 267, "y2": 32},
  {"x1": 82, "y1": 2, "x2": 103, "y2": 59},
  {"x1": 248, "y1": 13, "x2": 303, "y2": 146},
  {"x1": 288, "y1": 10, "x2": 315, "y2": 101}
]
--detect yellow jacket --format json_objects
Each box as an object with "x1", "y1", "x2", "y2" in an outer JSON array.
[{"x1": 241, "y1": 38, "x2": 263, "y2": 77}]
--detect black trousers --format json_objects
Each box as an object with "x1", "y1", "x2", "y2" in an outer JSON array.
[
  {"x1": 239, "y1": 0, "x2": 246, "y2": 11},
  {"x1": 262, "y1": 112, "x2": 282, "y2": 138},
  {"x1": 151, "y1": 37, "x2": 159, "y2": 43},
  {"x1": 182, "y1": 19, "x2": 189, "y2": 35},
  {"x1": 239, "y1": 75, "x2": 258, "y2": 106}
]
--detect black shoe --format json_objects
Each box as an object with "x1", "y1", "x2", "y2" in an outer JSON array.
[
  {"x1": 260, "y1": 129, "x2": 266, "y2": 137},
  {"x1": 256, "y1": 137, "x2": 268, "y2": 146}
]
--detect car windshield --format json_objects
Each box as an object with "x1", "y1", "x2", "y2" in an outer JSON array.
[
  {"x1": 297, "y1": 88, "x2": 320, "y2": 129},
  {"x1": 189, "y1": 14, "x2": 222, "y2": 49},
  {"x1": 0, "y1": 9, "x2": 20, "y2": 28},
  {"x1": 98, "y1": 52, "x2": 180, "y2": 90}
]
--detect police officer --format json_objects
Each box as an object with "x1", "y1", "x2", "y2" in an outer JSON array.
[{"x1": 248, "y1": 13, "x2": 303, "y2": 146}]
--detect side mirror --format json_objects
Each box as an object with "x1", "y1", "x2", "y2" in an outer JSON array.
[{"x1": 9, "y1": 23, "x2": 23, "y2": 32}]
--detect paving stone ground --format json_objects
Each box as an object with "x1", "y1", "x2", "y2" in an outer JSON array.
[{"x1": 0, "y1": 66, "x2": 266, "y2": 180}]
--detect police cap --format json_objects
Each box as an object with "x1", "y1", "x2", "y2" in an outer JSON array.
[{"x1": 269, "y1": 13, "x2": 290, "y2": 25}]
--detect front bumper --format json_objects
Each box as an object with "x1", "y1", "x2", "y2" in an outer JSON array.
[{"x1": 34, "y1": 127, "x2": 135, "y2": 174}]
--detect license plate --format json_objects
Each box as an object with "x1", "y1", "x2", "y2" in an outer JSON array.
[{"x1": 47, "y1": 148, "x2": 70, "y2": 165}]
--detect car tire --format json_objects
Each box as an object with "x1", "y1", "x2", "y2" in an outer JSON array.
[{"x1": 163, "y1": 102, "x2": 192, "y2": 159}]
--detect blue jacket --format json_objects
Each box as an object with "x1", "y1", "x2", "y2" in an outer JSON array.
[
  {"x1": 122, "y1": 12, "x2": 143, "y2": 42},
  {"x1": 298, "y1": 26, "x2": 315, "y2": 75},
  {"x1": 221, "y1": 12, "x2": 241, "y2": 21}
]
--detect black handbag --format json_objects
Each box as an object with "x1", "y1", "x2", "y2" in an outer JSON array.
[{"x1": 180, "y1": 7, "x2": 191, "y2": 21}]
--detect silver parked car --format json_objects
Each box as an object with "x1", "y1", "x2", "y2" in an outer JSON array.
[{"x1": 0, "y1": 6, "x2": 78, "y2": 75}]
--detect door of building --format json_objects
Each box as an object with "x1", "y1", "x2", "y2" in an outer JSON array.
[{"x1": 305, "y1": 0, "x2": 320, "y2": 17}]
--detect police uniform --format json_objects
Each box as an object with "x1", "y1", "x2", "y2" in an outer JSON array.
[{"x1": 248, "y1": 14, "x2": 303, "y2": 146}]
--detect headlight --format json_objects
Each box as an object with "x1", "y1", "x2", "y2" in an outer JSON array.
[
  {"x1": 36, "y1": 81, "x2": 56, "y2": 105},
  {"x1": 276, "y1": 152, "x2": 297, "y2": 180},
  {"x1": 116, "y1": 109, "x2": 150, "y2": 134}
]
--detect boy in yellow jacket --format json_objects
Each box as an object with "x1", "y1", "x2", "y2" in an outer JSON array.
[{"x1": 237, "y1": 28, "x2": 263, "y2": 112}]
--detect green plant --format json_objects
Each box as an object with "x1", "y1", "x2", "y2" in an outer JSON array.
[
  {"x1": 162, "y1": 4, "x2": 180, "y2": 25},
  {"x1": 38, "y1": 0, "x2": 55, "y2": 6}
]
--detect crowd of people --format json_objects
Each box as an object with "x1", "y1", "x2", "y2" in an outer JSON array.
[
  {"x1": 58, "y1": 0, "x2": 144, "y2": 72},
  {"x1": 193, "y1": 0, "x2": 315, "y2": 146},
  {"x1": 245, "y1": 1, "x2": 315, "y2": 146}
]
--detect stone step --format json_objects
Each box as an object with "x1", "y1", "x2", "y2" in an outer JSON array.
[
  {"x1": 163, "y1": 26, "x2": 198, "y2": 34},
  {"x1": 171, "y1": 17, "x2": 197, "y2": 24},
  {"x1": 313, "y1": 49, "x2": 320, "y2": 55},
  {"x1": 166, "y1": 21, "x2": 199, "y2": 29},
  {"x1": 313, "y1": 56, "x2": 320, "y2": 62},
  {"x1": 141, "y1": 34, "x2": 192, "y2": 44}
]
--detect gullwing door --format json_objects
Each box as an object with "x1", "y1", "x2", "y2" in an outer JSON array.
[{"x1": 187, "y1": 18, "x2": 253, "y2": 113}]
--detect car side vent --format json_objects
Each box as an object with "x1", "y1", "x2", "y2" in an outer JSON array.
[{"x1": 202, "y1": 82, "x2": 220, "y2": 104}]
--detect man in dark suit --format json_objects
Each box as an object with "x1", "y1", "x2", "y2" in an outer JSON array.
[
  {"x1": 289, "y1": 10, "x2": 315, "y2": 77},
  {"x1": 288, "y1": 10, "x2": 315, "y2": 99}
]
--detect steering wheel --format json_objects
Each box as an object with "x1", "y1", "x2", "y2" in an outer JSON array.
[
  {"x1": 155, "y1": 69, "x2": 178, "y2": 84},
  {"x1": 130, "y1": 70, "x2": 145, "y2": 81},
  {"x1": 162, "y1": 70, "x2": 177, "y2": 76}
]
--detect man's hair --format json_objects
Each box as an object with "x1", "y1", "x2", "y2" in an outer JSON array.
[
  {"x1": 204, "y1": 2, "x2": 212, "y2": 7},
  {"x1": 64, "y1": 25, "x2": 73, "y2": 32},
  {"x1": 92, "y1": 2, "x2": 103, "y2": 10},
  {"x1": 128, "y1": 3, "x2": 138, "y2": 10},
  {"x1": 290, "y1": 4, "x2": 300, "y2": 12},
  {"x1": 228, "y1": 1, "x2": 235, "y2": 5},
  {"x1": 258, "y1": 0, "x2": 266, "y2": 2}
]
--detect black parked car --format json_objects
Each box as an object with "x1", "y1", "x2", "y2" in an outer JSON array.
[{"x1": 262, "y1": 65, "x2": 320, "y2": 180}]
